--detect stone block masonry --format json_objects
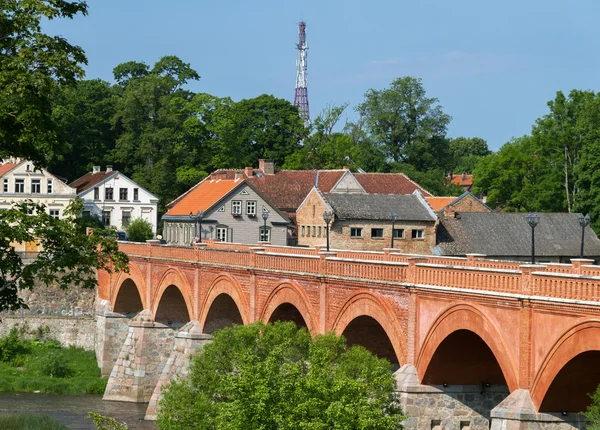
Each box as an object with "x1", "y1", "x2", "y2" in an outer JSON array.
[{"x1": 0, "y1": 316, "x2": 96, "y2": 350}]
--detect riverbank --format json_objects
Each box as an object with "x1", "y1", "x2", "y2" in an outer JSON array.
[
  {"x1": 0, "y1": 413, "x2": 67, "y2": 430},
  {"x1": 0, "y1": 328, "x2": 106, "y2": 394}
]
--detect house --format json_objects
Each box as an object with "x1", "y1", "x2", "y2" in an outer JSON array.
[
  {"x1": 70, "y1": 166, "x2": 159, "y2": 234},
  {"x1": 433, "y1": 212, "x2": 600, "y2": 263},
  {"x1": 162, "y1": 176, "x2": 290, "y2": 246},
  {"x1": 448, "y1": 172, "x2": 473, "y2": 192},
  {"x1": 0, "y1": 158, "x2": 78, "y2": 254},
  {"x1": 426, "y1": 192, "x2": 491, "y2": 216},
  {"x1": 170, "y1": 159, "x2": 434, "y2": 243},
  {"x1": 296, "y1": 188, "x2": 437, "y2": 252}
]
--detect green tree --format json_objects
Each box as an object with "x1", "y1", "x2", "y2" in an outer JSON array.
[
  {"x1": 357, "y1": 76, "x2": 452, "y2": 169},
  {"x1": 0, "y1": 200, "x2": 128, "y2": 312},
  {"x1": 158, "y1": 322, "x2": 403, "y2": 430},
  {"x1": 0, "y1": 0, "x2": 88, "y2": 166},
  {"x1": 448, "y1": 137, "x2": 490, "y2": 173},
  {"x1": 125, "y1": 218, "x2": 154, "y2": 242},
  {"x1": 584, "y1": 385, "x2": 600, "y2": 430}
]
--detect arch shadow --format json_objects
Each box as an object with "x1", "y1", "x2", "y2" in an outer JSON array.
[
  {"x1": 110, "y1": 265, "x2": 147, "y2": 312},
  {"x1": 152, "y1": 268, "x2": 194, "y2": 323},
  {"x1": 260, "y1": 281, "x2": 317, "y2": 333},
  {"x1": 199, "y1": 274, "x2": 249, "y2": 333}
]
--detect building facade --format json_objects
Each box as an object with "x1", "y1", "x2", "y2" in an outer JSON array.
[
  {"x1": 70, "y1": 166, "x2": 159, "y2": 235},
  {"x1": 163, "y1": 177, "x2": 290, "y2": 246}
]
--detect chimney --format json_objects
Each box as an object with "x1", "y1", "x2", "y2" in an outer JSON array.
[
  {"x1": 92, "y1": 166, "x2": 101, "y2": 174},
  {"x1": 343, "y1": 166, "x2": 350, "y2": 170},
  {"x1": 211, "y1": 171, "x2": 227, "y2": 181},
  {"x1": 244, "y1": 166, "x2": 254, "y2": 177},
  {"x1": 234, "y1": 172, "x2": 243, "y2": 181},
  {"x1": 259, "y1": 159, "x2": 274, "y2": 175},
  {"x1": 106, "y1": 165, "x2": 113, "y2": 172}
]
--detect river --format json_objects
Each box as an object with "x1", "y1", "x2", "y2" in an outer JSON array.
[{"x1": 0, "y1": 392, "x2": 156, "y2": 429}]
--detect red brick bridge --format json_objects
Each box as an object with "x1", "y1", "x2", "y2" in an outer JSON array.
[{"x1": 96, "y1": 240, "x2": 600, "y2": 429}]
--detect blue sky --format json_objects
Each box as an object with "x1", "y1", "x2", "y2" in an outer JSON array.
[{"x1": 44, "y1": 0, "x2": 600, "y2": 150}]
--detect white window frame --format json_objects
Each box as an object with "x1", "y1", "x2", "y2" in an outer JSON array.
[
  {"x1": 259, "y1": 226, "x2": 271, "y2": 242},
  {"x1": 231, "y1": 200, "x2": 242, "y2": 215},
  {"x1": 49, "y1": 209, "x2": 60, "y2": 219},
  {"x1": 412, "y1": 229, "x2": 424, "y2": 239},
  {"x1": 15, "y1": 179, "x2": 24, "y2": 193},
  {"x1": 216, "y1": 227, "x2": 228, "y2": 242},
  {"x1": 47, "y1": 179, "x2": 53, "y2": 194},
  {"x1": 31, "y1": 179, "x2": 41, "y2": 194},
  {"x1": 3, "y1": 178, "x2": 8, "y2": 193},
  {"x1": 246, "y1": 200, "x2": 257, "y2": 216},
  {"x1": 350, "y1": 227, "x2": 363, "y2": 238}
]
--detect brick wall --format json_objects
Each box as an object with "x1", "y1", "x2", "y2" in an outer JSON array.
[
  {"x1": 296, "y1": 189, "x2": 329, "y2": 248},
  {"x1": 444, "y1": 194, "x2": 490, "y2": 216}
]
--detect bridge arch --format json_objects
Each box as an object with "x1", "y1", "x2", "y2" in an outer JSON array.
[
  {"x1": 332, "y1": 291, "x2": 406, "y2": 368},
  {"x1": 110, "y1": 265, "x2": 147, "y2": 312},
  {"x1": 416, "y1": 304, "x2": 518, "y2": 391},
  {"x1": 152, "y1": 268, "x2": 194, "y2": 324},
  {"x1": 199, "y1": 274, "x2": 249, "y2": 334},
  {"x1": 531, "y1": 320, "x2": 600, "y2": 412},
  {"x1": 260, "y1": 281, "x2": 317, "y2": 332}
]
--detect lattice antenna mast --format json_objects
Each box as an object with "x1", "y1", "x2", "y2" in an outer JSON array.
[{"x1": 294, "y1": 21, "x2": 310, "y2": 126}]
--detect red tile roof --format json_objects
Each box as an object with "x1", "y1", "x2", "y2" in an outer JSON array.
[
  {"x1": 69, "y1": 171, "x2": 115, "y2": 194},
  {"x1": 0, "y1": 163, "x2": 17, "y2": 177},
  {"x1": 450, "y1": 173, "x2": 473, "y2": 188},
  {"x1": 165, "y1": 178, "x2": 243, "y2": 216},
  {"x1": 355, "y1": 173, "x2": 432, "y2": 197},
  {"x1": 426, "y1": 197, "x2": 457, "y2": 212}
]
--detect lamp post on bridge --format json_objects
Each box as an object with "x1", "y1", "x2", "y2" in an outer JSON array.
[
  {"x1": 388, "y1": 212, "x2": 398, "y2": 249},
  {"x1": 189, "y1": 210, "x2": 204, "y2": 243},
  {"x1": 525, "y1": 213, "x2": 540, "y2": 264},
  {"x1": 578, "y1": 213, "x2": 591, "y2": 258},
  {"x1": 323, "y1": 210, "x2": 333, "y2": 252}
]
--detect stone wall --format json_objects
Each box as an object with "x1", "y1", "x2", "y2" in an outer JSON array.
[{"x1": 0, "y1": 316, "x2": 97, "y2": 350}]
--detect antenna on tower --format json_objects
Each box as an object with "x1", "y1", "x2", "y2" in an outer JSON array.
[{"x1": 294, "y1": 21, "x2": 310, "y2": 127}]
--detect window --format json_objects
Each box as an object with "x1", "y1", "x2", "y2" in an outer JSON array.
[
  {"x1": 122, "y1": 211, "x2": 131, "y2": 227},
  {"x1": 94, "y1": 187, "x2": 99, "y2": 200},
  {"x1": 82, "y1": 210, "x2": 91, "y2": 217},
  {"x1": 102, "y1": 210, "x2": 111, "y2": 227},
  {"x1": 218, "y1": 206, "x2": 225, "y2": 212},
  {"x1": 119, "y1": 188, "x2": 128, "y2": 201},
  {"x1": 231, "y1": 200, "x2": 242, "y2": 215},
  {"x1": 312, "y1": 226, "x2": 316, "y2": 237},
  {"x1": 246, "y1": 200, "x2": 257, "y2": 216},
  {"x1": 26, "y1": 164, "x2": 31, "y2": 172},
  {"x1": 259, "y1": 227, "x2": 271, "y2": 242},
  {"x1": 15, "y1": 179, "x2": 24, "y2": 193},
  {"x1": 105, "y1": 187, "x2": 113, "y2": 200},
  {"x1": 49, "y1": 209, "x2": 59, "y2": 219},
  {"x1": 350, "y1": 227, "x2": 363, "y2": 238},
  {"x1": 216, "y1": 227, "x2": 228, "y2": 241},
  {"x1": 133, "y1": 188, "x2": 139, "y2": 201},
  {"x1": 31, "y1": 179, "x2": 41, "y2": 194},
  {"x1": 412, "y1": 229, "x2": 424, "y2": 239},
  {"x1": 47, "y1": 179, "x2": 53, "y2": 194},
  {"x1": 301, "y1": 226, "x2": 305, "y2": 237},
  {"x1": 3, "y1": 179, "x2": 8, "y2": 193},
  {"x1": 371, "y1": 228, "x2": 384, "y2": 238},
  {"x1": 393, "y1": 228, "x2": 405, "y2": 239},
  {"x1": 318, "y1": 226, "x2": 322, "y2": 237}
]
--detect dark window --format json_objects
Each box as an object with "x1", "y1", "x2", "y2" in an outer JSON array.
[
  {"x1": 260, "y1": 227, "x2": 271, "y2": 242},
  {"x1": 3, "y1": 179, "x2": 8, "y2": 193},
  {"x1": 350, "y1": 227, "x2": 363, "y2": 238},
  {"x1": 49, "y1": 209, "x2": 59, "y2": 219},
  {"x1": 82, "y1": 210, "x2": 91, "y2": 217},
  {"x1": 105, "y1": 187, "x2": 113, "y2": 200},
  {"x1": 31, "y1": 179, "x2": 41, "y2": 194},
  {"x1": 94, "y1": 187, "x2": 99, "y2": 200},
  {"x1": 393, "y1": 229, "x2": 405, "y2": 239},
  {"x1": 133, "y1": 188, "x2": 139, "y2": 201},
  {"x1": 119, "y1": 188, "x2": 128, "y2": 200},
  {"x1": 412, "y1": 229, "x2": 424, "y2": 239},
  {"x1": 47, "y1": 179, "x2": 53, "y2": 194},
  {"x1": 102, "y1": 210, "x2": 111, "y2": 226},
  {"x1": 371, "y1": 228, "x2": 384, "y2": 238},
  {"x1": 122, "y1": 211, "x2": 131, "y2": 227},
  {"x1": 15, "y1": 179, "x2": 24, "y2": 193}
]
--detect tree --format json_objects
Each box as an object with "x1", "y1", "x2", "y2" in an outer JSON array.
[
  {"x1": 357, "y1": 77, "x2": 452, "y2": 169},
  {"x1": 125, "y1": 218, "x2": 154, "y2": 242},
  {"x1": 448, "y1": 137, "x2": 490, "y2": 173},
  {"x1": 0, "y1": 200, "x2": 128, "y2": 312},
  {"x1": 0, "y1": 0, "x2": 88, "y2": 166},
  {"x1": 584, "y1": 385, "x2": 600, "y2": 430},
  {"x1": 157, "y1": 321, "x2": 403, "y2": 430}
]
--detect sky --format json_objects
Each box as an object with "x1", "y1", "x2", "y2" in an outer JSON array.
[{"x1": 44, "y1": 0, "x2": 600, "y2": 150}]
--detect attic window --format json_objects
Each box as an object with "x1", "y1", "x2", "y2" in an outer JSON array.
[
  {"x1": 218, "y1": 206, "x2": 225, "y2": 212},
  {"x1": 239, "y1": 189, "x2": 249, "y2": 195},
  {"x1": 256, "y1": 172, "x2": 264, "y2": 178}
]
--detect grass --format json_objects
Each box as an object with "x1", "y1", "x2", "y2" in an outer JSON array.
[
  {"x1": 0, "y1": 413, "x2": 67, "y2": 429},
  {"x1": 0, "y1": 328, "x2": 107, "y2": 394}
]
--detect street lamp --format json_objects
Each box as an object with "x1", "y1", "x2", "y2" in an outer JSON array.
[
  {"x1": 525, "y1": 213, "x2": 540, "y2": 264},
  {"x1": 388, "y1": 212, "x2": 399, "y2": 249},
  {"x1": 260, "y1": 210, "x2": 269, "y2": 243},
  {"x1": 189, "y1": 210, "x2": 204, "y2": 243},
  {"x1": 323, "y1": 210, "x2": 333, "y2": 252},
  {"x1": 578, "y1": 213, "x2": 591, "y2": 258}
]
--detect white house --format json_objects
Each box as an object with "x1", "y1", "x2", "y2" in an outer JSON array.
[{"x1": 70, "y1": 166, "x2": 159, "y2": 234}]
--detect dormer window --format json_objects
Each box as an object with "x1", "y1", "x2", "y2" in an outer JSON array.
[
  {"x1": 26, "y1": 164, "x2": 31, "y2": 172},
  {"x1": 3, "y1": 179, "x2": 8, "y2": 193},
  {"x1": 47, "y1": 179, "x2": 53, "y2": 194}
]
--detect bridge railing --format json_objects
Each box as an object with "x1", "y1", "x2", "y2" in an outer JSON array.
[
  {"x1": 532, "y1": 271, "x2": 600, "y2": 301},
  {"x1": 256, "y1": 252, "x2": 319, "y2": 273},
  {"x1": 326, "y1": 257, "x2": 408, "y2": 282}
]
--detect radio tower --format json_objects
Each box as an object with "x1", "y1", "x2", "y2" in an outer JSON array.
[{"x1": 294, "y1": 21, "x2": 310, "y2": 126}]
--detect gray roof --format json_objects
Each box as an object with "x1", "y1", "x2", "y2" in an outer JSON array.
[
  {"x1": 436, "y1": 212, "x2": 600, "y2": 257},
  {"x1": 323, "y1": 193, "x2": 436, "y2": 222}
]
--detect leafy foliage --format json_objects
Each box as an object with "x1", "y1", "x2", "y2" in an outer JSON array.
[
  {"x1": 87, "y1": 413, "x2": 128, "y2": 430},
  {"x1": 157, "y1": 321, "x2": 403, "y2": 430},
  {"x1": 0, "y1": 414, "x2": 67, "y2": 430},
  {"x1": 584, "y1": 384, "x2": 600, "y2": 429},
  {"x1": 125, "y1": 218, "x2": 154, "y2": 242}
]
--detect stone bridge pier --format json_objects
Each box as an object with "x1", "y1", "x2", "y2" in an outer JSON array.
[{"x1": 95, "y1": 245, "x2": 600, "y2": 428}]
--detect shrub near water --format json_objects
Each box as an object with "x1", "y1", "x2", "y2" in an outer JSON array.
[
  {"x1": 0, "y1": 328, "x2": 107, "y2": 394},
  {"x1": 0, "y1": 414, "x2": 67, "y2": 430}
]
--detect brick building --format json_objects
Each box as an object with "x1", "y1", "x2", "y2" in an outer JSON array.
[
  {"x1": 297, "y1": 188, "x2": 437, "y2": 252},
  {"x1": 426, "y1": 191, "x2": 490, "y2": 217}
]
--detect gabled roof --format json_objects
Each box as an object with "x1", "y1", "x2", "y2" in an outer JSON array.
[
  {"x1": 165, "y1": 178, "x2": 244, "y2": 216},
  {"x1": 426, "y1": 197, "x2": 457, "y2": 212},
  {"x1": 436, "y1": 212, "x2": 600, "y2": 257},
  {"x1": 69, "y1": 171, "x2": 117, "y2": 194},
  {"x1": 355, "y1": 173, "x2": 432, "y2": 197},
  {"x1": 450, "y1": 173, "x2": 473, "y2": 187},
  {"x1": 323, "y1": 193, "x2": 436, "y2": 222},
  {"x1": 0, "y1": 163, "x2": 18, "y2": 177}
]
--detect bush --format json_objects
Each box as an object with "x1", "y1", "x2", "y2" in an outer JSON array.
[
  {"x1": 125, "y1": 218, "x2": 153, "y2": 242},
  {"x1": 0, "y1": 414, "x2": 66, "y2": 430},
  {"x1": 0, "y1": 328, "x2": 28, "y2": 363},
  {"x1": 87, "y1": 413, "x2": 128, "y2": 430},
  {"x1": 39, "y1": 352, "x2": 73, "y2": 378},
  {"x1": 158, "y1": 321, "x2": 403, "y2": 429},
  {"x1": 584, "y1": 385, "x2": 600, "y2": 429}
]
